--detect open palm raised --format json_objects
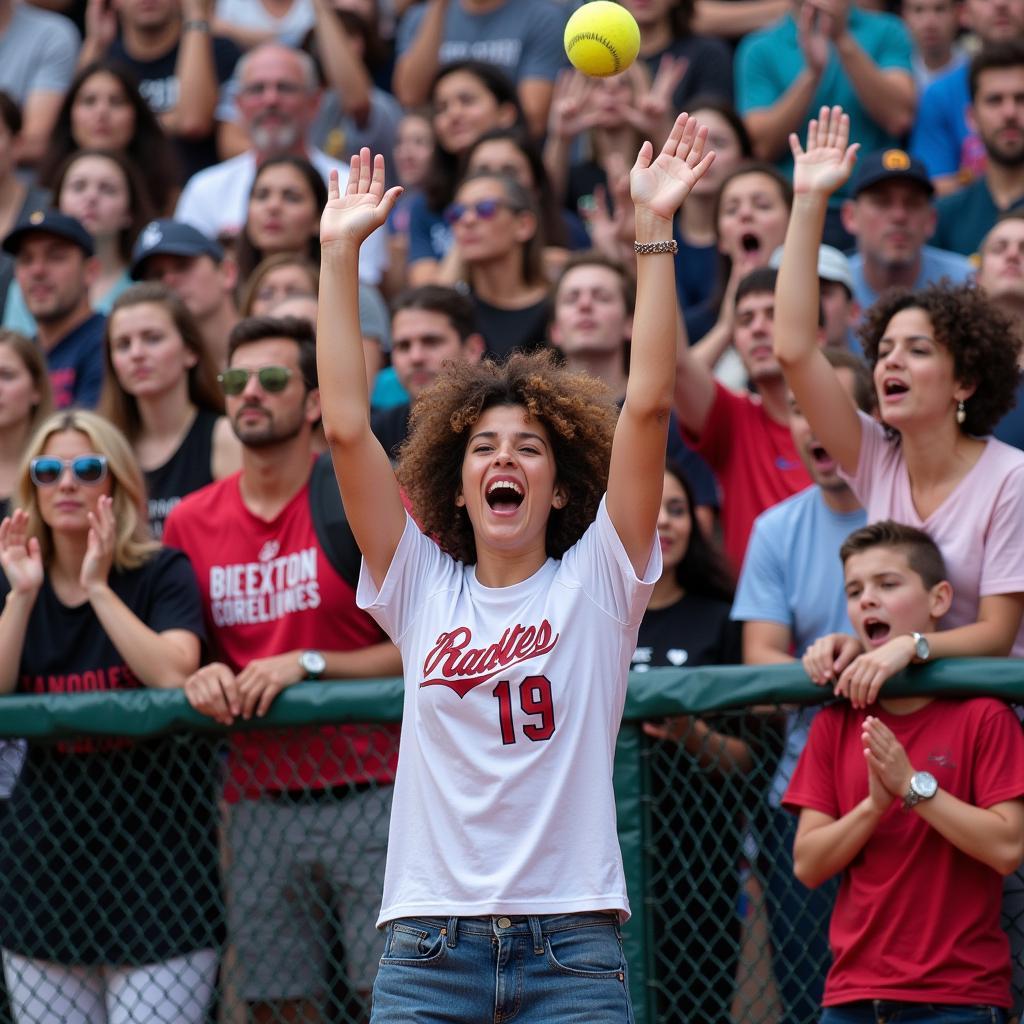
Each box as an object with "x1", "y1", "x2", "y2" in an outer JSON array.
[
  {"x1": 790, "y1": 104, "x2": 859, "y2": 198},
  {"x1": 629, "y1": 113, "x2": 716, "y2": 222},
  {"x1": 320, "y1": 149, "x2": 403, "y2": 249}
]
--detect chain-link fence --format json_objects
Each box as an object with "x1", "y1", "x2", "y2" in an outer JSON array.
[{"x1": 0, "y1": 664, "x2": 1021, "y2": 1024}]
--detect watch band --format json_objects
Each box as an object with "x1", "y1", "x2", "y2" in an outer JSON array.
[
  {"x1": 183, "y1": 19, "x2": 211, "y2": 32},
  {"x1": 633, "y1": 239, "x2": 678, "y2": 256}
]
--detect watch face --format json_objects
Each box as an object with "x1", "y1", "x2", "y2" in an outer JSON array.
[
  {"x1": 912, "y1": 771, "x2": 938, "y2": 799},
  {"x1": 914, "y1": 634, "x2": 930, "y2": 660},
  {"x1": 301, "y1": 650, "x2": 326, "y2": 676}
]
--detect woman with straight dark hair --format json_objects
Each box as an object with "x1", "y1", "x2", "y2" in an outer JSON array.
[
  {"x1": 98, "y1": 283, "x2": 241, "y2": 539},
  {"x1": 407, "y1": 61, "x2": 523, "y2": 286},
  {"x1": 37, "y1": 61, "x2": 181, "y2": 215},
  {"x1": 445, "y1": 171, "x2": 550, "y2": 359},
  {"x1": 233, "y1": 155, "x2": 328, "y2": 289}
]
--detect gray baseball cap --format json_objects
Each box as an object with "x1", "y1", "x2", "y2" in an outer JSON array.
[{"x1": 770, "y1": 244, "x2": 855, "y2": 295}]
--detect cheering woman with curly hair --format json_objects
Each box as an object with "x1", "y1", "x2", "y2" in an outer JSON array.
[
  {"x1": 317, "y1": 117, "x2": 715, "y2": 1023},
  {"x1": 775, "y1": 105, "x2": 1024, "y2": 706}
]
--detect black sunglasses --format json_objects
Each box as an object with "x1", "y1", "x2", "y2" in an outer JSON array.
[
  {"x1": 30, "y1": 455, "x2": 108, "y2": 487},
  {"x1": 218, "y1": 365, "x2": 294, "y2": 396},
  {"x1": 443, "y1": 198, "x2": 516, "y2": 226}
]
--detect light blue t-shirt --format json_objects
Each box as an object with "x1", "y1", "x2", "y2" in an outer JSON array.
[
  {"x1": 731, "y1": 486, "x2": 866, "y2": 806},
  {"x1": 848, "y1": 244, "x2": 973, "y2": 310},
  {"x1": 735, "y1": 9, "x2": 913, "y2": 195}
]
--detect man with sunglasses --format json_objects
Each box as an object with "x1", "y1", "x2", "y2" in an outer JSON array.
[
  {"x1": 163, "y1": 314, "x2": 402, "y2": 1022},
  {"x1": 2, "y1": 209, "x2": 105, "y2": 410}
]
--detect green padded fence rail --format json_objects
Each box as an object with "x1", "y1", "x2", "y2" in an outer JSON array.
[
  {"x1": 2, "y1": 661, "x2": 1023, "y2": 1024},
  {"x1": 3, "y1": 659, "x2": 1020, "y2": 738}
]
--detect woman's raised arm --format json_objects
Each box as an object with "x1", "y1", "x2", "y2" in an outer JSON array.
[
  {"x1": 607, "y1": 113, "x2": 715, "y2": 575},
  {"x1": 774, "y1": 105, "x2": 863, "y2": 473},
  {"x1": 317, "y1": 151, "x2": 409, "y2": 588}
]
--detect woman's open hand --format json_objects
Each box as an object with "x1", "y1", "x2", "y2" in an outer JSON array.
[
  {"x1": 80, "y1": 495, "x2": 115, "y2": 594},
  {"x1": 0, "y1": 510, "x2": 43, "y2": 597},
  {"x1": 320, "y1": 148, "x2": 403, "y2": 252},
  {"x1": 630, "y1": 112, "x2": 715, "y2": 224},
  {"x1": 790, "y1": 104, "x2": 859, "y2": 198}
]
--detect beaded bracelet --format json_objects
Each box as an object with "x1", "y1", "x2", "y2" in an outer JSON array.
[{"x1": 633, "y1": 240, "x2": 678, "y2": 255}]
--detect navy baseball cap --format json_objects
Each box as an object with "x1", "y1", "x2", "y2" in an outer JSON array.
[
  {"x1": 850, "y1": 149, "x2": 934, "y2": 198},
  {"x1": 130, "y1": 219, "x2": 224, "y2": 279},
  {"x1": 2, "y1": 208, "x2": 94, "y2": 257}
]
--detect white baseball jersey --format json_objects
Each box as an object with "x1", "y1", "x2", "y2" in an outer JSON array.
[{"x1": 357, "y1": 497, "x2": 660, "y2": 926}]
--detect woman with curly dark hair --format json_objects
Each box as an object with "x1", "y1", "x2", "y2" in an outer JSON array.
[
  {"x1": 317, "y1": 117, "x2": 715, "y2": 1023},
  {"x1": 775, "y1": 105, "x2": 1024, "y2": 705},
  {"x1": 37, "y1": 62, "x2": 182, "y2": 215}
]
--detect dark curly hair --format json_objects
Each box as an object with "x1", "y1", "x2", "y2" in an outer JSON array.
[
  {"x1": 857, "y1": 281, "x2": 1022, "y2": 436},
  {"x1": 397, "y1": 350, "x2": 618, "y2": 565}
]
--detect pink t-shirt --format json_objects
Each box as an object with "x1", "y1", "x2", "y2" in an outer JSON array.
[{"x1": 840, "y1": 411, "x2": 1024, "y2": 655}]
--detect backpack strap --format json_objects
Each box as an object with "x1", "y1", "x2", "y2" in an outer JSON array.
[{"x1": 308, "y1": 453, "x2": 363, "y2": 592}]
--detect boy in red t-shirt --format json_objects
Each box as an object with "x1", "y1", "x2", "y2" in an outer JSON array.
[{"x1": 785, "y1": 520, "x2": 1024, "y2": 1021}]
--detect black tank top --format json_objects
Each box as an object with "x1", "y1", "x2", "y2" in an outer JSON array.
[{"x1": 144, "y1": 408, "x2": 219, "y2": 541}]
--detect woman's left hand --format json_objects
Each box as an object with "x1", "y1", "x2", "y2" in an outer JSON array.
[
  {"x1": 629, "y1": 112, "x2": 715, "y2": 224},
  {"x1": 80, "y1": 495, "x2": 116, "y2": 593}
]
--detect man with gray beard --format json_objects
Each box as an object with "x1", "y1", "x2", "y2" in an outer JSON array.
[
  {"x1": 840, "y1": 147, "x2": 973, "y2": 309},
  {"x1": 175, "y1": 42, "x2": 387, "y2": 285}
]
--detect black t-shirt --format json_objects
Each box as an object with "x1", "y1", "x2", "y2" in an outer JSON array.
[
  {"x1": 145, "y1": 406, "x2": 219, "y2": 540},
  {"x1": 471, "y1": 293, "x2": 551, "y2": 360},
  {"x1": 632, "y1": 592, "x2": 739, "y2": 672},
  {"x1": 108, "y1": 33, "x2": 241, "y2": 179},
  {"x1": 0, "y1": 548, "x2": 224, "y2": 963},
  {"x1": 641, "y1": 35, "x2": 734, "y2": 111},
  {"x1": 370, "y1": 401, "x2": 412, "y2": 462}
]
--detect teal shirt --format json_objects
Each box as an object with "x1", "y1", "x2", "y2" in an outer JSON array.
[{"x1": 736, "y1": 9, "x2": 914, "y2": 196}]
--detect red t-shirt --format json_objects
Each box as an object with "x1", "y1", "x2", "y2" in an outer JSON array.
[
  {"x1": 163, "y1": 470, "x2": 397, "y2": 799},
  {"x1": 784, "y1": 698, "x2": 1024, "y2": 1007},
  {"x1": 689, "y1": 381, "x2": 811, "y2": 571}
]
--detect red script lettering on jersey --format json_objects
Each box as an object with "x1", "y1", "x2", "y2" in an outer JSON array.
[{"x1": 420, "y1": 621, "x2": 559, "y2": 698}]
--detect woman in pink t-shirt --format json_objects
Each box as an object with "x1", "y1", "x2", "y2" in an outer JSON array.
[{"x1": 773, "y1": 105, "x2": 1024, "y2": 708}]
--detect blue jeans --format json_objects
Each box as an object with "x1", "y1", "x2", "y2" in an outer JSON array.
[
  {"x1": 820, "y1": 1003, "x2": 1007, "y2": 1023},
  {"x1": 369, "y1": 912, "x2": 633, "y2": 1023},
  {"x1": 765, "y1": 806, "x2": 838, "y2": 1024}
]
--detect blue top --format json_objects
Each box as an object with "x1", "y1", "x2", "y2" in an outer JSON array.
[
  {"x1": 848, "y1": 245, "x2": 973, "y2": 309},
  {"x1": 909, "y1": 63, "x2": 981, "y2": 179},
  {"x1": 736, "y1": 9, "x2": 913, "y2": 195},
  {"x1": 731, "y1": 485, "x2": 866, "y2": 806},
  {"x1": 933, "y1": 177, "x2": 1024, "y2": 257},
  {"x1": 45, "y1": 312, "x2": 106, "y2": 410}
]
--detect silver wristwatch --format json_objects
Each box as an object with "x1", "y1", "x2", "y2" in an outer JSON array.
[
  {"x1": 299, "y1": 649, "x2": 326, "y2": 680},
  {"x1": 902, "y1": 770, "x2": 938, "y2": 809},
  {"x1": 910, "y1": 631, "x2": 930, "y2": 662}
]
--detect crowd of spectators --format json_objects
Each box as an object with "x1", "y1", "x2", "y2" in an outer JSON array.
[{"x1": 0, "y1": 0, "x2": 1023, "y2": 1021}]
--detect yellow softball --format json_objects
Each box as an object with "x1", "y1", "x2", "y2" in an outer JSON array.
[{"x1": 564, "y1": 1, "x2": 641, "y2": 78}]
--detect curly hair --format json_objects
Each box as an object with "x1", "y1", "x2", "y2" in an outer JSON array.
[
  {"x1": 857, "y1": 281, "x2": 1022, "y2": 436},
  {"x1": 397, "y1": 350, "x2": 618, "y2": 565}
]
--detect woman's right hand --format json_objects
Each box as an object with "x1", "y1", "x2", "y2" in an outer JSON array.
[
  {"x1": 320, "y1": 149, "x2": 403, "y2": 252},
  {"x1": 789, "y1": 104, "x2": 859, "y2": 199},
  {"x1": 0, "y1": 511, "x2": 43, "y2": 597}
]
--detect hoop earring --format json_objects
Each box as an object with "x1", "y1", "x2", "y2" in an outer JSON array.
[{"x1": 956, "y1": 399, "x2": 966, "y2": 425}]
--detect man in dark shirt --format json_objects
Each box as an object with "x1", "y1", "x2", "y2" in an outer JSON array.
[
  {"x1": 934, "y1": 42, "x2": 1024, "y2": 255},
  {"x1": 3, "y1": 209, "x2": 104, "y2": 409},
  {"x1": 371, "y1": 286, "x2": 484, "y2": 460},
  {"x1": 80, "y1": 0, "x2": 241, "y2": 178}
]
